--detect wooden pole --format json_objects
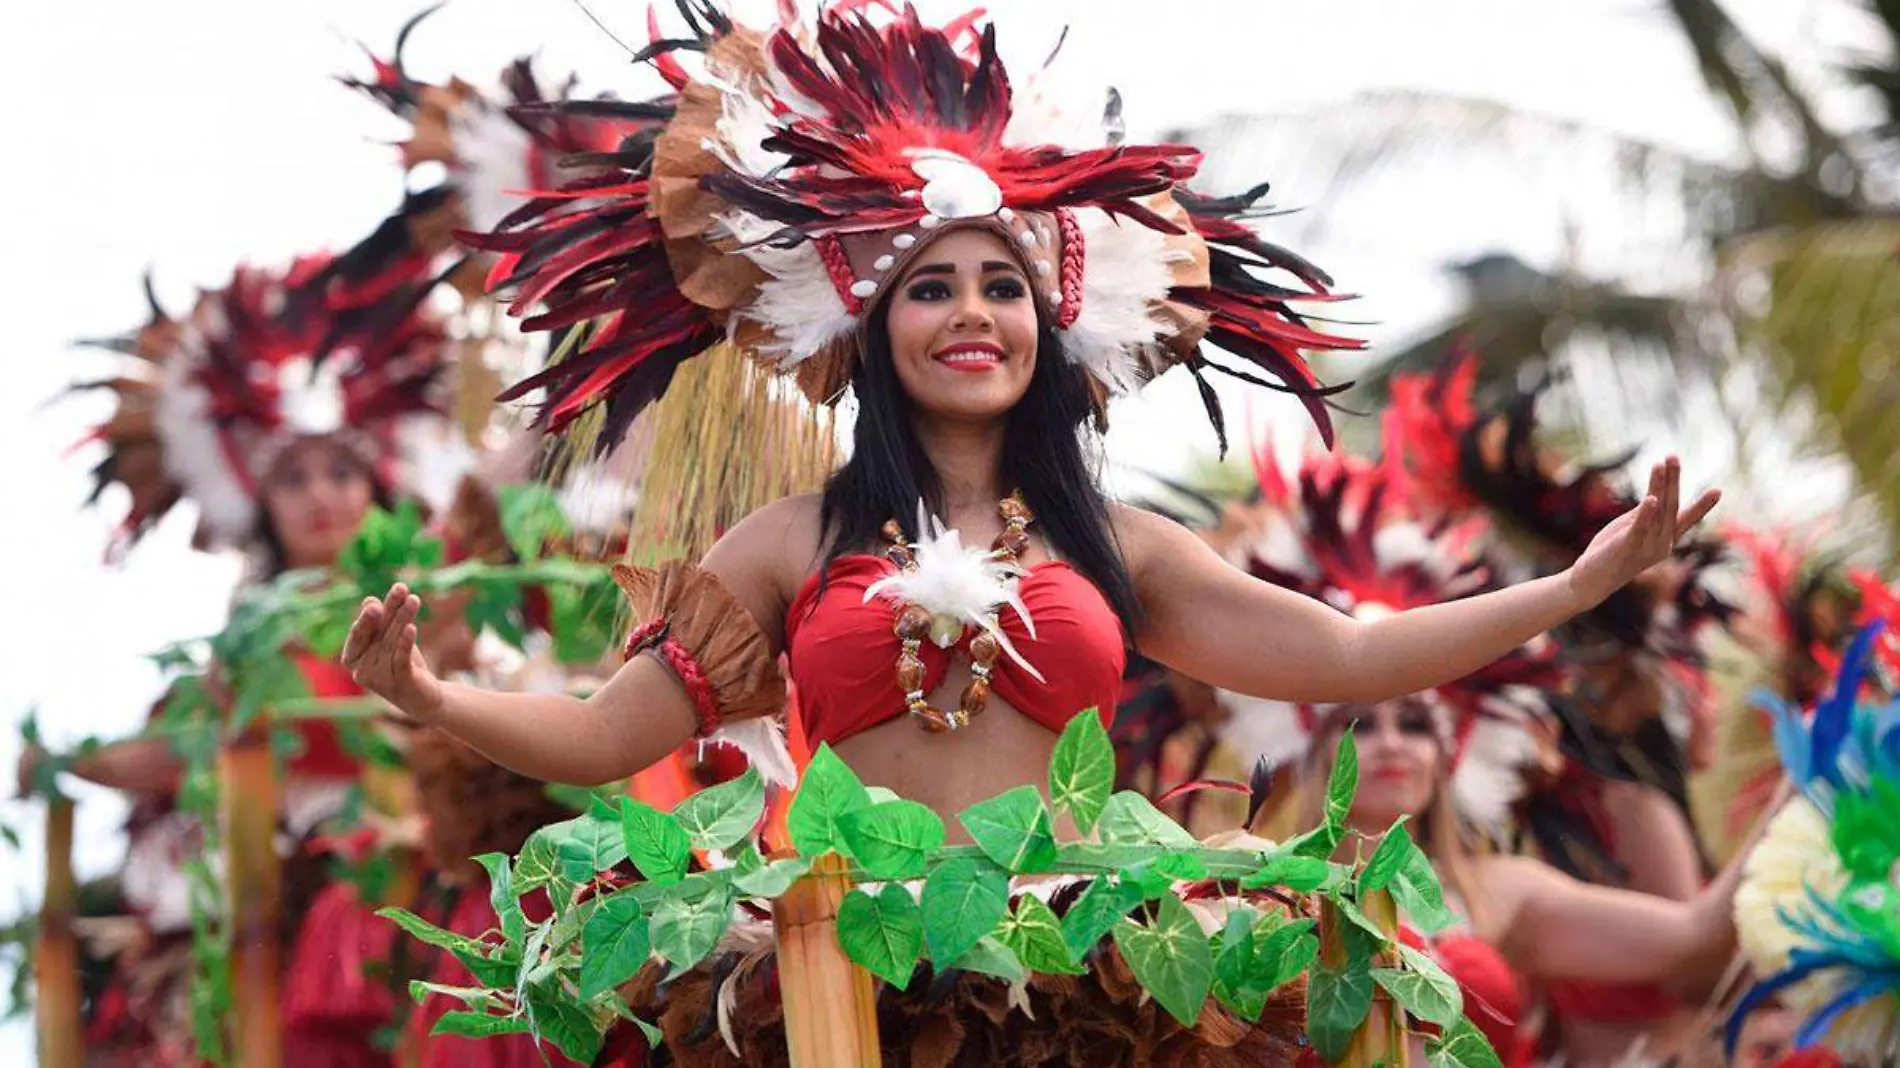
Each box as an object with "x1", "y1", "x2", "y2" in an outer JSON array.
[
  {"x1": 35, "y1": 799, "x2": 83, "y2": 1068},
  {"x1": 1324, "y1": 889, "x2": 1410, "y2": 1068},
  {"x1": 771, "y1": 853, "x2": 881, "y2": 1068},
  {"x1": 221, "y1": 731, "x2": 284, "y2": 1068}
]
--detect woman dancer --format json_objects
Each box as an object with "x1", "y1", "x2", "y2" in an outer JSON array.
[{"x1": 341, "y1": 4, "x2": 1718, "y2": 1059}]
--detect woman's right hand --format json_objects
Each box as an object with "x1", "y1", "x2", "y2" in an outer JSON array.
[{"x1": 342, "y1": 583, "x2": 446, "y2": 722}]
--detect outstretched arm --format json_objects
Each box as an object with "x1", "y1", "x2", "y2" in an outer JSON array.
[
  {"x1": 1480, "y1": 844, "x2": 1747, "y2": 997},
  {"x1": 340, "y1": 498, "x2": 805, "y2": 786},
  {"x1": 1130, "y1": 458, "x2": 1717, "y2": 706}
]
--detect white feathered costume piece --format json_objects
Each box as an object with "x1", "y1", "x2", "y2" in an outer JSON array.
[{"x1": 864, "y1": 504, "x2": 1043, "y2": 683}]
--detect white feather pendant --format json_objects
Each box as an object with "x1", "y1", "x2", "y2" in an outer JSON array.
[
  {"x1": 702, "y1": 714, "x2": 798, "y2": 790},
  {"x1": 863, "y1": 504, "x2": 1044, "y2": 682},
  {"x1": 1058, "y1": 208, "x2": 1175, "y2": 394}
]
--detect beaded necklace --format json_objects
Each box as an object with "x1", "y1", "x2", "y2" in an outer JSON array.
[{"x1": 878, "y1": 493, "x2": 1034, "y2": 732}]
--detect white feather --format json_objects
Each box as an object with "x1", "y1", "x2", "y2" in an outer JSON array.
[
  {"x1": 727, "y1": 224, "x2": 858, "y2": 367},
  {"x1": 154, "y1": 357, "x2": 257, "y2": 546},
  {"x1": 451, "y1": 103, "x2": 536, "y2": 232},
  {"x1": 556, "y1": 462, "x2": 640, "y2": 536},
  {"x1": 702, "y1": 714, "x2": 798, "y2": 790},
  {"x1": 1058, "y1": 208, "x2": 1175, "y2": 394},
  {"x1": 1449, "y1": 716, "x2": 1538, "y2": 832},
  {"x1": 394, "y1": 416, "x2": 476, "y2": 518},
  {"x1": 1213, "y1": 690, "x2": 1316, "y2": 768},
  {"x1": 863, "y1": 504, "x2": 1043, "y2": 682}
]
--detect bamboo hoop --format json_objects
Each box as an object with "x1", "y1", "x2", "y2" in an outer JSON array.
[
  {"x1": 771, "y1": 853, "x2": 881, "y2": 1067},
  {"x1": 35, "y1": 799, "x2": 83, "y2": 1068},
  {"x1": 221, "y1": 731, "x2": 283, "y2": 1068}
]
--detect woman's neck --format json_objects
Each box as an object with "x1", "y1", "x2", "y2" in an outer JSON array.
[{"x1": 913, "y1": 414, "x2": 1008, "y2": 512}]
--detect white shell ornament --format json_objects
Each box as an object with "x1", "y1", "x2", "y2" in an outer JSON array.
[{"x1": 910, "y1": 151, "x2": 1004, "y2": 220}]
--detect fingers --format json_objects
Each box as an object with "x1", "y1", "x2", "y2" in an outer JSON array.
[
  {"x1": 1660, "y1": 457, "x2": 1681, "y2": 537},
  {"x1": 340, "y1": 596, "x2": 382, "y2": 665},
  {"x1": 1678, "y1": 488, "x2": 1721, "y2": 533}
]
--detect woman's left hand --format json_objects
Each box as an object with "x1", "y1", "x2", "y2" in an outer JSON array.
[{"x1": 1565, "y1": 457, "x2": 1720, "y2": 611}]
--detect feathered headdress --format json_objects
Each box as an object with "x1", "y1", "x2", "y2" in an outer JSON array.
[
  {"x1": 1213, "y1": 448, "x2": 1563, "y2": 832},
  {"x1": 62, "y1": 273, "x2": 188, "y2": 559},
  {"x1": 145, "y1": 254, "x2": 451, "y2": 547},
  {"x1": 343, "y1": 4, "x2": 649, "y2": 236},
  {"x1": 462, "y1": 1, "x2": 1360, "y2": 457},
  {"x1": 1382, "y1": 353, "x2": 1735, "y2": 664}
]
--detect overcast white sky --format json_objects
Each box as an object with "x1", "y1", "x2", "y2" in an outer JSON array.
[{"x1": 0, "y1": 0, "x2": 1875, "y2": 1059}]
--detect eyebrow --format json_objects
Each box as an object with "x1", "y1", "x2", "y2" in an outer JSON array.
[{"x1": 906, "y1": 260, "x2": 1025, "y2": 278}]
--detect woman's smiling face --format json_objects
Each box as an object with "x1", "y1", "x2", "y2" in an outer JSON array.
[{"x1": 882, "y1": 227, "x2": 1040, "y2": 423}]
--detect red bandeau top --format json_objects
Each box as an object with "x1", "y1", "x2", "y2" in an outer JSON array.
[{"x1": 784, "y1": 555, "x2": 1127, "y2": 747}]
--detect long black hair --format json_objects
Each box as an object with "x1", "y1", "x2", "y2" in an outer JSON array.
[{"x1": 817, "y1": 301, "x2": 1145, "y2": 640}]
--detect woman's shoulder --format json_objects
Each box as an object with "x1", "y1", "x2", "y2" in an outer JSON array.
[
  {"x1": 710, "y1": 493, "x2": 827, "y2": 579},
  {"x1": 1104, "y1": 499, "x2": 1197, "y2": 578}
]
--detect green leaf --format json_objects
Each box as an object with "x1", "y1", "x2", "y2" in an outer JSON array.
[
  {"x1": 378, "y1": 907, "x2": 493, "y2": 961},
  {"x1": 1048, "y1": 708, "x2": 1115, "y2": 834},
  {"x1": 1388, "y1": 844, "x2": 1459, "y2": 934},
  {"x1": 514, "y1": 825, "x2": 564, "y2": 897},
  {"x1": 920, "y1": 856, "x2": 1010, "y2": 967},
  {"x1": 620, "y1": 797, "x2": 692, "y2": 885},
  {"x1": 1428, "y1": 1016, "x2": 1506, "y2": 1068},
  {"x1": 1097, "y1": 791, "x2": 1196, "y2": 848},
  {"x1": 1359, "y1": 818, "x2": 1415, "y2": 893},
  {"x1": 649, "y1": 883, "x2": 733, "y2": 972},
  {"x1": 836, "y1": 884, "x2": 924, "y2": 989},
  {"x1": 959, "y1": 785, "x2": 1059, "y2": 874},
  {"x1": 459, "y1": 574, "x2": 526, "y2": 647},
  {"x1": 430, "y1": 1011, "x2": 534, "y2": 1039},
  {"x1": 407, "y1": 981, "x2": 500, "y2": 1012},
  {"x1": 673, "y1": 768, "x2": 766, "y2": 852},
  {"x1": 786, "y1": 744, "x2": 872, "y2": 858},
  {"x1": 1240, "y1": 853, "x2": 1336, "y2": 892},
  {"x1": 1331, "y1": 894, "x2": 1393, "y2": 944},
  {"x1": 557, "y1": 812, "x2": 630, "y2": 885},
  {"x1": 949, "y1": 936, "x2": 1026, "y2": 983},
  {"x1": 525, "y1": 986, "x2": 605, "y2": 1064},
  {"x1": 732, "y1": 857, "x2": 814, "y2": 899},
  {"x1": 514, "y1": 919, "x2": 553, "y2": 993},
  {"x1": 996, "y1": 895, "x2": 1083, "y2": 975},
  {"x1": 864, "y1": 786, "x2": 902, "y2": 805},
  {"x1": 1121, "y1": 852, "x2": 1211, "y2": 899},
  {"x1": 1306, "y1": 925, "x2": 1376, "y2": 1063},
  {"x1": 474, "y1": 853, "x2": 525, "y2": 944},
  {"x1": 1375, "y1": 956, "x2": 1462, "y2": 1028},
  {"x1": 1324, "y1": 732, "x2": 1359, "y2": 833},
  {"x1": 839, "y1": 800, "x2": 945, "y2": 881},
  {"x1": 1061, "y1": 878, "x2": 1146, "y2": 962},
  {"x1": 578, "y1": 892, "x2": 651, "y2": 1000},
  {"x1": 1111, "y1": 895, "x2": 1215, "y2": 1027},
  {"x1": 498, "y1": 483, "x2": 571, "y2": 561},
  {"x1": 1214, "y1": 913, "x2": 1318, "y2": 1022}
]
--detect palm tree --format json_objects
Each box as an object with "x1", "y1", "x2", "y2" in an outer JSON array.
[{"x1": 1175, "y1": 0, "x2": 1900, "y2": 548}]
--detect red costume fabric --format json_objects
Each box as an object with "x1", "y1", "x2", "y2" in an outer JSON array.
[{"x1": 785, "y1": 555, "x2": 1126, "y2": 745}]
